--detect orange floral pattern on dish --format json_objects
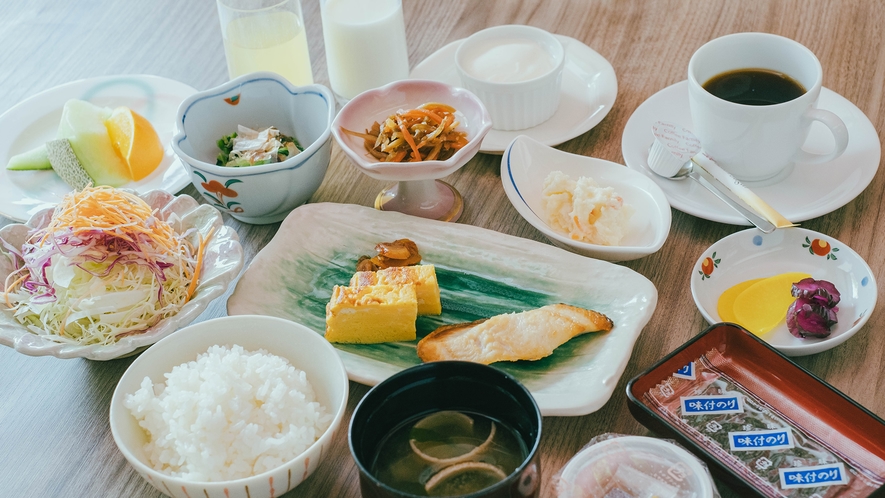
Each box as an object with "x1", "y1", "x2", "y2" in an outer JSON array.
[
  {"x1": 192, "y1": 171, "x2": 243, "y2": 212},
  {"x1": 699, "y1": 252, "x2": 720, "y2": 280},
  {"x1": 803, "y1": 237, "x2": 839, "y2": 260}
]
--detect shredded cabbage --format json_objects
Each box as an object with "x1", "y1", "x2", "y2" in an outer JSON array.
[{"x1": 2, "y1": 187, "x2": 198, "y2": 346}]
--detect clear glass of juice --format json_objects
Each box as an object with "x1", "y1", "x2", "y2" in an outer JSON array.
[
  {"x1": 217, "y1": 0, "x2": 314, "y2": 86},
  {"x1": 320, "y1": 0, "x2": 410, "y2": 104}
]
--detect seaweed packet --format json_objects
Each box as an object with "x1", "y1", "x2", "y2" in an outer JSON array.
[{"x1": 644, "y1": 348, "x2": 885, "y2": 497}]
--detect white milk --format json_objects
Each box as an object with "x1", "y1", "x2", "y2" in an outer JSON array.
[
  {"x1": 321, "y1": 0, "x2": 409, "y2": 102},
  {"x1": 460, "y1": 38, "x2": 555, "y2": 83}
]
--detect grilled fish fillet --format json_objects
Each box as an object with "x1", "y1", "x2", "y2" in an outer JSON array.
[{"x1": 416, "y1": 303, "x2": 613, "y2": 364}]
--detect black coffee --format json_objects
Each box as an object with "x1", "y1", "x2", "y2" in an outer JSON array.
[{"x1": 703, "y1": 68, "x2": 806, "y2": 105}]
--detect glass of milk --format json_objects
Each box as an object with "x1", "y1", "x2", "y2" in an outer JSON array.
[
  {"x1": 320, "y1": 0, "x2": 410, "y2": 104},
  {"x1": 217, "y1": 0, "x2": 314, "y2": 86}
]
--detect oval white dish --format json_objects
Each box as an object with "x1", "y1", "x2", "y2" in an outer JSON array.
[{"x1": 502, "y1": 135, "x2": 671, "y2": 262}]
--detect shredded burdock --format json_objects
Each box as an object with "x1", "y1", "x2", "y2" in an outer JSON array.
[{"x1": 341, "y1": 103, "x2": 469, "y2": 162}]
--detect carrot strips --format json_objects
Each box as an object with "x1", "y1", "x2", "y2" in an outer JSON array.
[
  {"x1": 341, "y1": 102, "x2": 468, "y2": 162},
  {"x1": 186, "y1": 225, "x2": 217, "y2": 302}
]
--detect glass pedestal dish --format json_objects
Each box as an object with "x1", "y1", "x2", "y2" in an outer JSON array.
[{"x1": 331, "y1": 79, "x2": 491, "y2": 222}]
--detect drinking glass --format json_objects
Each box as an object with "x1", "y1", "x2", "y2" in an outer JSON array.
[
  {"x1": 320, "y1": 0, "x2": 409, "y2": 103},
  {"x1": 217, "y1": 0, "x2": 314, "y2": 86}
]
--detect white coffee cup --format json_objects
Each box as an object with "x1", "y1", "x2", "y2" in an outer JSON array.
[{"x1": 688, "y1": 32, "x2": 849, "y2": 183}]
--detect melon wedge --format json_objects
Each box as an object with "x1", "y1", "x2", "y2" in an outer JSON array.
[
  {"x1": 6, "y1": 144, "x2": 52, "y2": 170},
  {"x1": 56, "y1": 99, "x2": 131, "y2": 187}
]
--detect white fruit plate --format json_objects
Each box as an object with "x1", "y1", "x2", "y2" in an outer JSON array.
[{"x1": 0, "y1": 74, "x2": 196, "y2": 222}]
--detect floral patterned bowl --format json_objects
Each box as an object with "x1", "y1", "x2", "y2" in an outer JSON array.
[
  {"x1": 690, "y1": 227, "x2": 877, "y2": 356},
  {"x1": 0, "y1": 190, "x2": 243, "y2": 360},
  {"x1": 172, "y1": 72, "x2": 334, "y2": 224}
]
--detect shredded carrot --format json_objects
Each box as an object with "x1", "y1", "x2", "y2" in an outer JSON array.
[
  {"x1": 38, "y1": 186, "x2": 177, "y2": 254},
  {"x1": 4, "y1": 273, "x2": 28, "y2": 309},
  {"x1": 58, "y1": 308, "x2": 72, "y2": 337},
  {"x1": 341, "y1": 102, "x2": 468, "y2": 162},
  {"x1": 186, "y1": 225, "x2": 217, "y2": 301},
  {"x1": 396, "y1": 114, "x2": 423, "y2": 162}
]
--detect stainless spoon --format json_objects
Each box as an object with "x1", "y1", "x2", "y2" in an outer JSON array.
[{"x1": 646, "y1": 143, "x2": 776, "y2": 233}]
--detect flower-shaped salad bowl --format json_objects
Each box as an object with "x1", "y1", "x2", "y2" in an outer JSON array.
[{"x1": 0, "y1": 190, "x2": 243, "y2": 360}]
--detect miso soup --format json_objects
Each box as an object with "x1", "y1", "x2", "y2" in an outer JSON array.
[{"x1": 371, "y1": 410, "x2": 526, "y2": 496}]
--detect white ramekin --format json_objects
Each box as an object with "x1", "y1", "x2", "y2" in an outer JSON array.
[{"x1": 455, "y1": 25, "x2": 565, "y2": 131}]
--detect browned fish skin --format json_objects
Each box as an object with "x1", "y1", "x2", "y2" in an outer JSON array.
[{"x1": 416, "y1": 303, "x2": 613, "y2": 364}]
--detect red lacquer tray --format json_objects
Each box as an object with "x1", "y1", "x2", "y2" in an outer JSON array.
[{"x1": 627, "y1": 323, "x2": 885, "y2": 497}]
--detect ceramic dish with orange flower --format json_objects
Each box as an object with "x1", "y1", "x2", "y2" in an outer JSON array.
[
  {"x1": 690, "y1": 227, "x2": 876, "y2": 356},
  {"x1": 172, "y1": 72, "x2": 335, "y2": 225}
]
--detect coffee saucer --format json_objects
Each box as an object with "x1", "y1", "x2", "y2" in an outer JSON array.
[
  {"x1": 411, "y1": 35, "x2": 617, "y2": 154},
  {"x1": 622, "y1": 80, "x2": 880, "y2": 225}
]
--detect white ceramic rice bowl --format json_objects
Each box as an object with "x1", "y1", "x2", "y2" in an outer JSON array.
[{"x1": 110, "y1": 314, "x2": 349, "y2": 498}]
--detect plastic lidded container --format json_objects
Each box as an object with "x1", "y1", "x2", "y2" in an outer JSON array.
[{"x1": 555, "y1": 434, "x2": 717, "y2": 498}]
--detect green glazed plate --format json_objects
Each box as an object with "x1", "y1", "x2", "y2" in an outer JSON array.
[{"x1": 227, "y1": 203, "x2": 657, "y2": 416}]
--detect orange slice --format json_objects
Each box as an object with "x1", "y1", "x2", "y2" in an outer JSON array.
[{"x1": 105, "y1": 107, "x2": 164, "y2": 181}]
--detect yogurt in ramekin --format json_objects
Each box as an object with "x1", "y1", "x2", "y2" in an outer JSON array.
[{"x1": 455, "y1": 25, "x2": 565, "y2": 131}]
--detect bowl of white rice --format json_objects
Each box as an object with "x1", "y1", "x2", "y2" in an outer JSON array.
[{"x1": 110, "y1": 315, "x2": 349, "y2": 498}]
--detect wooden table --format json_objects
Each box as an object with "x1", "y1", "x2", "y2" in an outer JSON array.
[{"x1": 2, "y1": 1, "x2": 883, "y2": 496}]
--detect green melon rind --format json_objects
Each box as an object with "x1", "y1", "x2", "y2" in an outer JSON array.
[
  {"x1": 45, "y1": 139, "x2": 94, "y2": 190},
  {"x1": 6, "y1": 144, "x2": 53, "y2": 170}
]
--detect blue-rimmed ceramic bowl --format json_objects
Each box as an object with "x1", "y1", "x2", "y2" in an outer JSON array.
[
  {"x1": 501, "y1": 135, "x2": 671, "y2": 262},
  {"x1": 172, "y1": 72, "x2": 334, "y2": 224},
  {"x1": 690, "y1": 227, "x2": 877, "y2": 356}
]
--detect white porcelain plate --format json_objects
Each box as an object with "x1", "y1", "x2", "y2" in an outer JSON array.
[
  {"x1": 411, "y1": 35, "x2": 618, "y2": 154},
  {"x1": 501, "y1": 135, "x2": 671, "y2": 261},
  {"x1": 690, "y1": 227, "x2": 877, "y2": 356},
  {"x1": 622, "y1": 81, "x2": 880, "y2": 225},
  {"x1": 0, "y1": 75, "x2": 197, "y2": 222},
  {"x1": 227, "y1": 203, "x2": 658, "y2": 416}
]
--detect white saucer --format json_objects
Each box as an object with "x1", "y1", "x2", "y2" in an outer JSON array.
[
  {"x1": 0, "y1": 75, "x2": 197, "y2": 222},
  {"x1": 410, "y1": 35, "x2": 617, "y2": 154},
  {"x1": 622, "y1": 81, "x2": 880, "y2": 225}
]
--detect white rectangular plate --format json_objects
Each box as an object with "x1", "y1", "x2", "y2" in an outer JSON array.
[{"x1": 227, "y1": 203, "x2": 657, "y2": 416}]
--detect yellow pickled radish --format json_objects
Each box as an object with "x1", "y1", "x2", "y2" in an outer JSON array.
[
  {"x1": 732, "y1": 272, "x2": 811, "y2": 336},
  {"x1": 105, "y1": 107, "x2": 164, "y2": 181},
  {"x1": 717, "y1": 278, "x2": 763, "y2": 323}
]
